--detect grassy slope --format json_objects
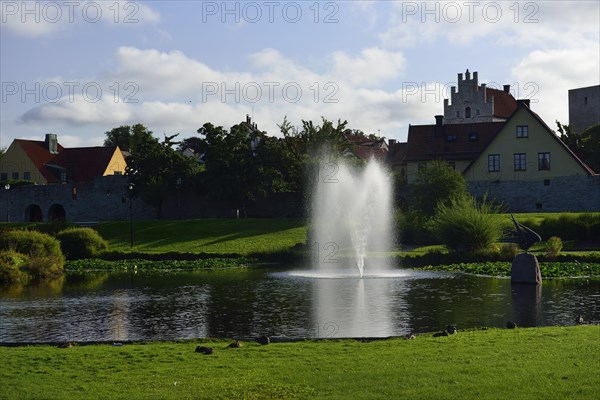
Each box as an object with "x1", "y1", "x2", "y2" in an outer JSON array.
[
  {"x1": 94, "y1": 218, "x2": 308, "y2": 255},
  {"x1": 1, "y1": 326, "x2": 598, "y2": 400}
]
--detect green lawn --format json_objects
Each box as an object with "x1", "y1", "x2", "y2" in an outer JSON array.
[
  {"x1": 94, "y1": 218, "x2": 308, "y2": 255},
  {"x1": 1, "y1": 326, "x2": 598, "y2": 399}
]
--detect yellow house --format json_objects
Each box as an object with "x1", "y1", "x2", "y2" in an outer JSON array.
[
  {"x1": 464, "y1": 102, "x2": 595, "y2": 181},
  {"x1": 0, "y1": 134, "x2": 127, "y2": 184}
]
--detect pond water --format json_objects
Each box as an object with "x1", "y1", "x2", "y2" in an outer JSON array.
[{"x1": 0, "y1": 267, "x2": 598, "y2": 342}]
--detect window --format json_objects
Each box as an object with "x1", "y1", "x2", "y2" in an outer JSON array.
[
  {"x1": 12, "y1": 172, "x2": 19, "y2": 180},
  {"x1": 469, "y1": 133, "x2": 478, "y2": 141},
  {"x1": 465, "y1": 107, "x2": 471, "y2": 118},
  {"x1": 0, "y1": 173, "x2": 7, "y2": 181},
  {"x1": 516, "y1": 125, "x2": 528, "y2": 138},
  {"x1": 538, "y1": 152, "x2": 550, "y2": 170},
  {"x1": 514, "y1": 153, "x2": 526, "y2": 171},
  {"x1": 456, "y1": 110, "x2": 460, "y2": 118},
  {"x1": 584, "y1": 96, "x2": 588, "y2": 106},
  {"x1": 536, "y1": 203, "x2": 543, "y2": 209},
  {"x1": 60, "y1": 172, "x2": 67, "y2": 183},
  {"x1": 476, "y1": 109, "x2": 480, "y2": 116},
  {"x1": 544, "y1": 179, "x2": 550, "y2": 186},
  {"x1": 23, "y1": 171, "x2": 31, "y2": 181},
  {"x1": 488, "y1": 154, "x2": 500, "y2": 172},
  {"x1": 447, "y1": 135, "x2": 457, "y2": 142}
]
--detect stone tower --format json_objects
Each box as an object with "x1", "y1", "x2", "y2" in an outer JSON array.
[{"x1": 444, "y1": 69, "x2": 517, "y2": 124}]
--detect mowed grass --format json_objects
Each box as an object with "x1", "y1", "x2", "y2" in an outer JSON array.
[
  {"x1": 94, "y1": 218, "x2": 308, "y2": 255},
  {"x1": 1, "y1": 326, "x2": 598, "y2": 400}
]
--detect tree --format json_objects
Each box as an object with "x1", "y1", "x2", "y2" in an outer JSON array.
[
  {"x1": 556, "y1": 121, "x2": 600, "y2": 173},
  {"x1": 194, "y1": 122, "x2": 265, "y2": 216},
  {"x1": 0, "y1": 147, "x2": 5, "y2": 159},
  {"x1": 412, "y1": 160, "x2": 467, "y2": 217},
  {"x1": 105, "y1": 124, "x2": 199, "y2": 216}
]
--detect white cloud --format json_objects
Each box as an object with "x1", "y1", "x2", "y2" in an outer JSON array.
[
  {"x1": 0, "y1": 1, "x2": 160, "y2": 38},
  {"x1": 331, "y1": 48, "x2": 406, "y2": 86},
  {"x1": 511, "y1": 46, "x2": 600, "y2": 126}
]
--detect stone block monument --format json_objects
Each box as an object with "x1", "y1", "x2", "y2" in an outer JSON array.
[{"x1": 501, "y1": 215, "x2": 542, "y2": 285}]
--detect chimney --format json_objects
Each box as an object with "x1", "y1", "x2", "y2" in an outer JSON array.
[
  {"x1": 389, "y1": 139, "x2": 397, "y2": 146},
  {"x1": 503, "y1": 84, "x2": 510, "y2": 94},
  {"x1": 517, "y1": 99, "x2": 531, "y2": 108},
  {"x1": 45, "y1": 133, "x2": 58, "y2": 154},
  {"x1": 435, "y1": 115, "x2": 443, "y2": 136},
  {"x1": 246, "y1": 114, "x2": 251, "y2": 124}
]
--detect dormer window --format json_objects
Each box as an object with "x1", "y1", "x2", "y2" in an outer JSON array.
[{"x1": 469, "y1": 133, "x2": 478, "y2": 141}]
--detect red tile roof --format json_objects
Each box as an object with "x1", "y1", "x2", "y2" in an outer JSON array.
[
  {"x1": 386, "y1": 142, "x2": 407, "y2": 167},
  {"x1": 16, "y1": 139, "x2": 121, "y2": 183},
  {"x1": 486, "y1": 88, "x2": 517, "y2": 119},
  {"x1": 61, "y1": 146, "x2": 121, "y2": 182},
  {"x1": 405, "y1": 121, "x2": 505, "y2": 162},
  {"x1": 345, "y1": 135, "x2": 389, "y2": 162},
  {"x1": 14, "y1": 139, "x2": 66, "y2": 183}
]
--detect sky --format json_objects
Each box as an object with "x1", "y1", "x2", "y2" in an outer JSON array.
[{"x1": 1, "y1": 0, "x2": 599, "y2": 148}]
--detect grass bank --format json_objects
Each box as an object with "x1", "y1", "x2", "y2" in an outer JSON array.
[
  {"x1": 1, "y1": 326, "x2": 598, "y2": 399},
  {"x1": 94, "y1": 218, "x2": 308, "y2": 255}
]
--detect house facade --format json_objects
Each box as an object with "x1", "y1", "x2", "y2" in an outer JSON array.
[
  {"x1": 0, "y1": 134, "x2": 126, "y2": 184},
  {"x1": 0, "y1": 134, "x2": 143, "y2": 222},
  {"x1": 398, "y1": 69, "x2": 599, "y2": 212}
]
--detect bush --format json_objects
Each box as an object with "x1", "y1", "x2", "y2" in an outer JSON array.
[
  {"x1": 0, "y1": 251, "x2": 29, "y2": 284},
  {"x1": 55, "y1": 228, "x2": 109, "y2": 260},
  {"x1": 0, "y1": 230, "x2": 64, "y2": 279},
  {"x1": 546, "y1": 236, "x2": 563, "y2": 259},
  {"x1": 431, "y1": 195, "x2": 506, "y2": 253},
  {"x1": 29, "y1": 221, "x2": 73, "y2": 236}
]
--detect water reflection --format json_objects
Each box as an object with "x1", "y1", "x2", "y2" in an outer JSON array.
[{"x1": 0, "y1": 268, "x2": 598, "y2": 342}]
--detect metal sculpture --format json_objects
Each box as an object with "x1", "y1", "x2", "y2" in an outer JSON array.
[{"x1": 500, "y1": 214, "x2": 542, "y2": 251}]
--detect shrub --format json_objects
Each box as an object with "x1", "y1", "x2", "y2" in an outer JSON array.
[
  {"x1": 546, "y1": 236, "x2": 563, "y2": 259},
  {"x1": 412, "y1": 160, "x2": 467, "y2": 217},
  {"x1": 0, "y1": 230, "x2": 64, "y2": 279},
  {"x1": 29, "y1": 221, "x2": 73, "y2": 236},
  {"x1": 431, "y1": 195, "x2": 506, "y2": 253},
  {"x1": 0, "y1": 251, "x2": 29, "y2": 284},
  {"x1": 55, "y1": 228, "x2": 109, "y2": 259}
]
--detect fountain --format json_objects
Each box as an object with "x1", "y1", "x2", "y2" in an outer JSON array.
[{"x1": 309, "y1": 158, "x2": 394, "y2": 278}]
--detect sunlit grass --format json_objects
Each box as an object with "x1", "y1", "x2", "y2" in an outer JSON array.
[
  {"x1": 1, "y1": 326, "x2": 598, "y2": 399},
  {"x1": 94, "y1": 218, "x2": 308, "y2": 255}
]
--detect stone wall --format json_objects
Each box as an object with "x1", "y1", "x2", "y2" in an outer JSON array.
[
  {"x1": 468, "y1": 175, "x2": 600, "y2": 212},
  {"x1": 0, "y1": 175, "x2": 156, "y2": 223}
]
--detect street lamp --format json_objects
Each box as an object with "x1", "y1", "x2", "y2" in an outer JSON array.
[
  {"x1": 128, "y1": 183, "x2": 135, "y2": 248},
  {"x1": 4, "y1": 184, "x2": 10, "y2": 223}
]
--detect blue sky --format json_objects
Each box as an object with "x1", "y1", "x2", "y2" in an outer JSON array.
[{"x1": 1, "y1": 1, "x2": 599, "y2": 148}]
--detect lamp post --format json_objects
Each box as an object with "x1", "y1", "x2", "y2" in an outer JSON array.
[
  {"x1": 4, "y1": 184, "x2": 10, "y2": 222},
  {"x1": 128, "y1": 183, "x2": 135, "y2": 248}
]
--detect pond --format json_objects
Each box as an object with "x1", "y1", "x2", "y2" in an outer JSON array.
[{"x1": 0, "y1": 267, "x2": 598, "y2": 342}]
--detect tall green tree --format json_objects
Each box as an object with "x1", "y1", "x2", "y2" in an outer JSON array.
[
  {"x1": 105, "y1": 124, "x2": 198, "y2": 216},
  {"x1": 556, "y1": 121, "x2": 600, "y2": 172},
  {"x1": 412, "y1": 160, "x2": 467, "y2": 217}
]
